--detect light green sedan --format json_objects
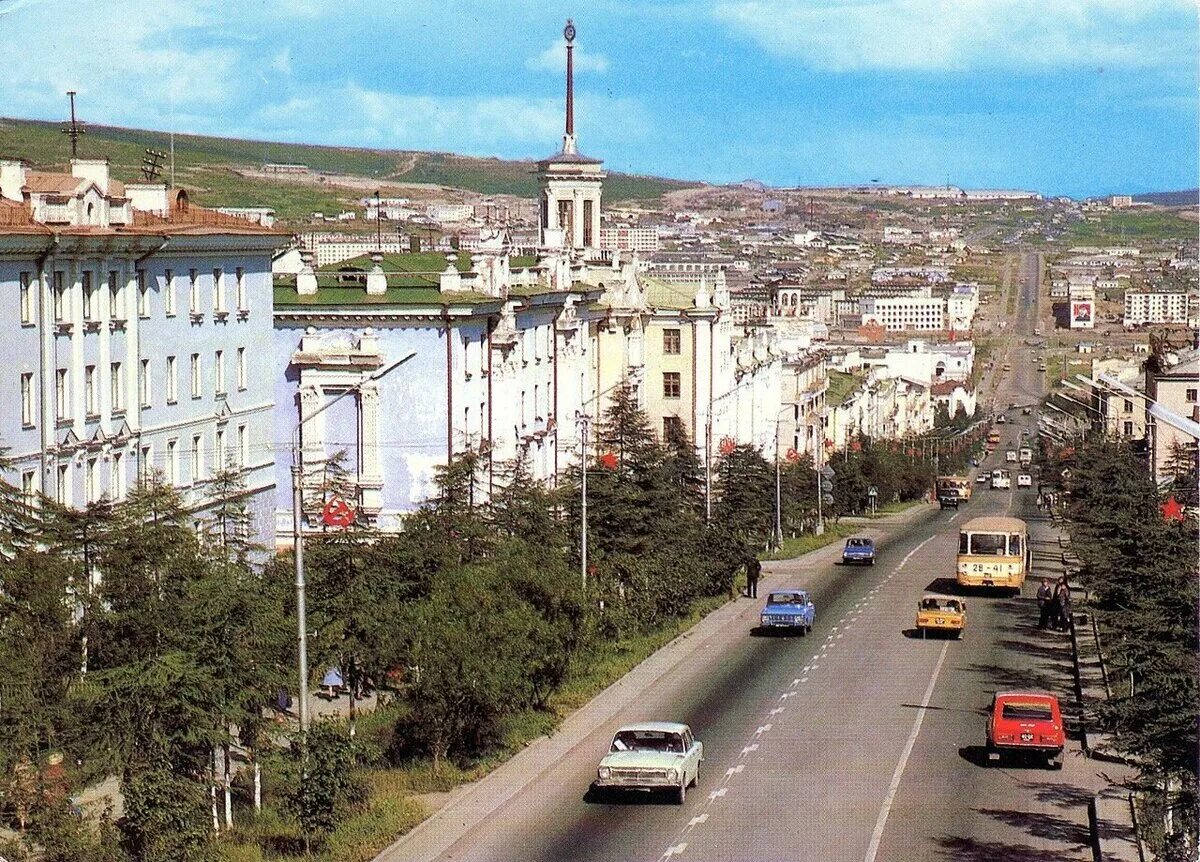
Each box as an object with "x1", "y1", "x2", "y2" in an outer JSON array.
[{"x1": 594, "y1": 721, "x2": 703, "y2": 804}]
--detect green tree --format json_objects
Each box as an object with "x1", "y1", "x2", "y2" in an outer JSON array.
[
  {"x1": 713, "y1": 444, "x2": 774, "y2": 544},
  {"x1": 287, "y1": 720, "x2": 365, "y2": 852}
]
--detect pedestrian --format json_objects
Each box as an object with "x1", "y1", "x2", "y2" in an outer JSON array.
[
  {"x1": 1053, "y1": 579, "x2": 1072, "y2": 631},
  {"x1": 1036, "y1": 578, "x2": 1053, "y2": 629},
  {"x1": 746, "y1": 556, "x2": 761, "y2": 599}
]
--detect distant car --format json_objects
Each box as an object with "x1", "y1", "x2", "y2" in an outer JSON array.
[
  {"x1": 985, "y1": 692, "x2": 1064, "y2": 769},
  {"x1": 938, "y1": 488, "x2": 961, "y2": 510},
  {"x1": 1022, "y1": 407, "x2": 1032, "y2": 415},
  {"x1": 976, "y1": 474, "x2": 989, "y2": 484},
  {"x1": 1005, "y1": 450, "x2": 1018, "y2": 463},
  {"x1": 758, "y1": 589, "x2": 815, "y2": 635},
  {"x1": 842, "y1": 537, "x2": 876, "y2": 566},
  {"x1": 997, "y1": 415, "x2": 1008, "y2": 424},
  {"x1": 1017, "y1": 474, "x2": 1033, "y2": 488},
  {"x1": 595, "y1": 722, "x2": 703, "y2": 804},
  {"x1": 916, "y1": 594, "x2": 965, "y2": 639}
]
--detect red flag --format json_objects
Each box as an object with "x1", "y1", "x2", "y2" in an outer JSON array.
[
  {"x1": 719, "y1": 437, "x2": 736, "y2": 456},
  {"x1": 321, "y1": 495, "x2": 355, "y2": 528},
  {"x1": 598, "y1": 451, "x2": 618, "y2": 470},
  {"x1": 785, "y1": 447, "x2": 801, "y2": 463}
]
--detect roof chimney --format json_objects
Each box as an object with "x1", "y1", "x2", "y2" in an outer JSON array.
[
  {"x1": 71, "y1": 158, "x2": 110, "y2": 195},
  {"x1": 0, "y1": 159, "x2": 28, "y2": 202}
]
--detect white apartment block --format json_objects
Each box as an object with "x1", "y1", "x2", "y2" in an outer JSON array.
[
  {"x1": 1123, "y1": 291, "x2": 1194, "y2": 327},
  {"x1": 860, "y1": 296, "x2": 945, "y2": 332},
  {"x1": 599, "y1": 226, "x2": 661, "y2": 253}
]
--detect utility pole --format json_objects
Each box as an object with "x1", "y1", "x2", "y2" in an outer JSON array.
[
  {"x1": 62, "y1": 91, "x2": 85, "y2": 157},
  {"x1": 375, "y1": 189, "x2": 382, "y2": 251},
  {"x1": 577, "y1": 411, "x2": 590, "y2": 592}
]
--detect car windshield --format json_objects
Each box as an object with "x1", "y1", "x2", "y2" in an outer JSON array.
[
  {"x1": 768, "y1": 593, "x2": 805, "y2": 605},
  {"x1": 968, "y1": 533, "x2": 1009, "y2": 555},
  {"x1": 1001, "y1": 703, "x2": 1053, "y2": 720},
  {"x1": 847, "y1": 538, "x2": 871, "y2": 548},
  {"x1": 611, "y1": 730, "x2": 686, "y2": 753}
]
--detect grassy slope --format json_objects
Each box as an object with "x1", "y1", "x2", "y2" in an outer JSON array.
[
  {"x1": 1064, "y1": 209, "x2": 1196, "y2": 245},
  {"x1": 0, "y1": 117, "x2": 691, "y2": 218}
]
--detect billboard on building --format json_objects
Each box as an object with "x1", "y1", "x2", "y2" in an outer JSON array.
[{"x1": 1070, "y1": 300, "x2": 1094, "y2": 329}]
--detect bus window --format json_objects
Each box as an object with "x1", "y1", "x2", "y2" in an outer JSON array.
[
  {"x1": 959, "y1": 532, "x2": 969, "y2": 554},
  {"x1": 1009, "y1": 535, "x2": 1022, "y2": 557},
  {"x1": 970, "y1": 533, "x2": 1008, "y2": 555}
]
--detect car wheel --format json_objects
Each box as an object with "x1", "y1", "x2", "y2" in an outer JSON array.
[
  {"x1": 806, "y1": 623, "x2": 813, "y2": 635},
  {"x1": 690, "y1": 763, "x2": 700, "y2": 788},
  {"x1": 1049, "y1": 755, "x2": 1063, "y2": 770},
  {"x1": 799, "y1": 624, "x2": 806, "y2": 637},
  {"x1": 869, "y1": 559, "x2": 875, "y2": 566},
  {"x1": 676, "y1": 782, "x2": 686, "y2": 805}
]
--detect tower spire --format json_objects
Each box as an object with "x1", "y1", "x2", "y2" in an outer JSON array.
[{"x1": 562, "y1": 19, "x2": 577, "y2": 154}]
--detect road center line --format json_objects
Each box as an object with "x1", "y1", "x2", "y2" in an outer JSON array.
[{"x1": 862, "y1": 639, "x2": 950, "y2": 862}]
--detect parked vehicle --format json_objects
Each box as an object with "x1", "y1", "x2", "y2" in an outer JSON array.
[
  {"x1": 985, "y1": 692, "x2": 1064, "y2": 769},
  {"x1": 957, "y1": 516, "x2": 1030, "y2": 592},
  {"x1": 758, "y1": 589, "x2": 815, "y2": 635},
  {"x1": 915, "y1": 594, "x2": 965, "y2": 639},
  {"x1": 842, "y1": 537, "x2": 876, "y2": 566},
  {"x1": 594, "y1": 722, "x2": 703, "y2": 804}
]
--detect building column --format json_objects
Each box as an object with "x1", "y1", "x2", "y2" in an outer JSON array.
[{"x1": 359, "y1": 382, "x2": 383, "y2": 512}]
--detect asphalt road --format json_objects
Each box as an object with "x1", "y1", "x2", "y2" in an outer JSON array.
[{"x1": 388, "y1": 253, "x2": 1125, "y2": 861}]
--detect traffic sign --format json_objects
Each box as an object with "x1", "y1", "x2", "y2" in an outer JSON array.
[
  {"x1": 321, "y1": 495, "x2": 355, "y2": 528},
  {"x1": 867, "y1": 486, "x2": 878, "y2": 498},
  {"x1": 820, "y1": 466, "x2": 835, "y2": 479},
  {"x1": 823, "y1": 494, "x2": 835, "y2": 505}
]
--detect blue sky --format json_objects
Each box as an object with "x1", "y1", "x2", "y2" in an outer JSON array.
[{"x1": 0, "y1": 0, "x2": 1195, "y2": 197}]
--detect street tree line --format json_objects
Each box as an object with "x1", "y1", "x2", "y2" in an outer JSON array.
[
  {"x1": 0, "y1": 383, "x2": 975, "y2": 860},
  {"x1": 1048, "y1": 437, "x2": 1198, "y2": 861}
]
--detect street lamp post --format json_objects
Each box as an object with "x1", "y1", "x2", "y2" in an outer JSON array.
[
  {"x1": 576, "y1": 411, "x2": 590, "y2": 592},
  {"x1": 290, "y1": 351, "x2": 415, "y2": 735}
]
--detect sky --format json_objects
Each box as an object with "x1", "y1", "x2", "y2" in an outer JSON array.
[{"x1": 0, "y1": 0, "x2": 1196, "y2": 198}]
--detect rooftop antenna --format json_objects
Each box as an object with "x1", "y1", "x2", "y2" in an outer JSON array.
[
  {"x1": 141, "y1": 148, "x2": 167, "y2": 181},
  {"x1": 62, "y1": 91, "x2": 85, "y2": 158}
]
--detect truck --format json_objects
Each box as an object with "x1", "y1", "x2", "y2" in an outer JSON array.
[
  {"x1": 991, "y1": 469, "x2": 1012, "y2": 490},
  {"x1": 1019, "y1": 447, "x2": 1033, "y2": 467}
]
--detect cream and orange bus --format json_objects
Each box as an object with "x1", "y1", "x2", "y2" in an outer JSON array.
[{"x1": 956, "y1": 516, "x2": 1030, "y2": 593}]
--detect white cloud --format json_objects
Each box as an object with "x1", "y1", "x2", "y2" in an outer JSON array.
[
  {"x1": 713, "y1": 0, "x2": 1197, "y2": 71},
  {"x1": 270, "y1": 47, "x2": 293, "y2": 75},
  {"x1": 526, "y1": 41, "x2": 611, "y2": 74}
]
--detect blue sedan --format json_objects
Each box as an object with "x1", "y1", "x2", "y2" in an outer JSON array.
[
  {"x1": 758, "y1": 589, "x2": 815, "y2": 635},
  {"x1": 842, "y1": 537, "x2": 876, "y2": 566}
]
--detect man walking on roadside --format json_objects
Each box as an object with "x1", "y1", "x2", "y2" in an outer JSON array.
[
  {"x1": 1054, "y1": 578, "x2": 1073, "y2": 632},
  {"x1": 746, "y1": 556, "x2": 761, "y2": 599},
  {"x1": 1036, "y1": 578, "x2": 1053, "y2": 629}
]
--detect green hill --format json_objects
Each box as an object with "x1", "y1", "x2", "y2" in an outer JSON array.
[{"x1": 0, "y1": 117, "x2": 693, "y2": 221}]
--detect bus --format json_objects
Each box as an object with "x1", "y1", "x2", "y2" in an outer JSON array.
[
  {"x1": 957, "y1": 516, "x2": 1030, "y2": 592},
  {"x1": 991, "y1": 468, "x2": 1011, "y2": 489},
  {"x1": 937, "y1": 475, "x2": 972, "y2": 502}
]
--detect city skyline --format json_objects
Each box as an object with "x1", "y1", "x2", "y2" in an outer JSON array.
[{"x1": 0, "y1": 0, "x2": 1196, "y2": 198}]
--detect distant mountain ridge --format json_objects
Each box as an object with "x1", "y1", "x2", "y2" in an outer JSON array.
[
  {"x1": 0, "y1": 117, "x2": 694, "y2": 219},
  {"x1": 1133, "y1": 189, "x2": 1199, "y2": 207}
]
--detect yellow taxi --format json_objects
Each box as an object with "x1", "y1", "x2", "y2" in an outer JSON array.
[{"x1": 916, "y1": 594, "x2": 966, "y2": 639}]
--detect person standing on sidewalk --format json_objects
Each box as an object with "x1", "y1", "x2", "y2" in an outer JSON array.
[
  {"x1": 1036, "y1": 578, "x2": 1053, "y2": 629},
  {"x1": 1054, "y1": 578, "x2": 1073, "y2": 631},
  {"x1": 746, "y1": 556, "x2": 761, "y2": 599}
]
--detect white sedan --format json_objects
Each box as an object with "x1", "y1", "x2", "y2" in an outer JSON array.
[
  {"x1": 1017, "y1": 474, "x2": 1033, "y2": 488},
  {"x1": 594, "y1": 722, "x2": 703, "y2": 804}
]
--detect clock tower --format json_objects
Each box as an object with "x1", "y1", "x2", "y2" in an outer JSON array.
[{"x1": 537, "y1": 19, "x2": 605, "y2": 253}]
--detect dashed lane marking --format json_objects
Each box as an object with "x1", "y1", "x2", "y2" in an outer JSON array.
[
  {"x1": 708, "y1": 788, "x2": 728, "y2": 802},
  {"x1": 754, "y1": 724, "x2": 772, "y2": 737},
  {"x1": 724, "y1": 765, "x2": 744, "y2": 780},
  {"x1": 661, "y1": 842, "x2": 688, "y2": 859},
  {"x1": 770, "y1": 707, "x2": 785, "y2": 716},
  {"x1": 686, "y1": 814, "x2": 708, "y2": 829},
  {"x1": 740, "y1": 744, "x2": 759, "y2": 758},
  {"x1": 800, "y1": 676, "x2": 809, "y2": 683}
]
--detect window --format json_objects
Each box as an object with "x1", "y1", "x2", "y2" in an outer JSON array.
[
  {"x1": 1123, "y1": 420, "x2": 1134, "y2": 436},
  {"x1": 190, "y1": 353, "x2": 201, "y2": 398},
  {"x1": 216, "y1": 428, "x2": 226, "y2": 468},
  {"x1": 82, "y1": 271, "x2": 95, "y2": 320},
  {"x1": 19, "y1": 272, "x2": 32, "y2": 324},
  {"x1": 238, "y1": 424, "x2": 248, "y2": 467},
  {"x1": 85, "y1": 366, "x2": 97, "y2": 415},
  {"x1": 1123, "y1": 399, "x2": 1134, "y2": 413},
  {"x1": 21, "y1": 470, "x2": 35, "y2": 505},
  {"x1": 56, "y1": 369, "x2": 69, "y2": 419},
  {"x1": 109, "y1": 270, "x2": 123, "y2": 320},
  {"x1": 166, "y1": 438, "x2": 179, "y2": 483},
  {"x1": 111, "y1": 451, "x2": 125, "y2": 501},
  {"x1": 1187, "y1": 388, "x2": 1198, "y2": 403},
  {"x1": 236, "y1": 347, "x2": 246, "y2": 390},
  {"x1": 663, "y1": 371, "x2": 681, "y2": 399},
  {"x1": 140, "y1": 444, "x2": 152, "y2": 480},
  {"x1": 86, "y1": 457, "x2": 98, "y2": 503},
  {"x1": 20, "y1": 372, "x2": 34, "y2": 427},
  {"x1": 110, "y1": 362, "x2": 123, "y2": 412},
  {"x1": 236, "y1": 267, "x2": 247, "y2": 311},
  {"x1": 189, "y1": 269, "x2": 200, "y2": 313},
  {"x1": 165, "y1": 356, "x2": 177, "y2": 403},
  {"x1": 137, "y1": 270, "x2": 150, "y2": 317},
  {"x1": 139, "y1": 359, "x2": 151, "y2": 407},
  {"x1": 663, "y1": 416, "x2": 683, "y2": 441},
  {"x1": 52, "y1": 271, "x2": 65, "y2": 321},
  {"x1": 214, "y1": 350, "x2": 225, "y2": 394},
  {"x1": 190, "y1": 434, "x2": 203, "y2": 482},
  {"x1": 164, "y1": 269, "x2": 176, "y2": 316},
  {"x1": 56, "y1": 464, "x2": 70, "y2": 505},
  {"x1": 663, "y1": 328, "x2": 681, "y2": 355},
  {"x1": 212, "y1": 268, "x2": 225, "y2": 313}
]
